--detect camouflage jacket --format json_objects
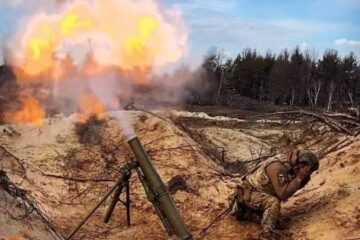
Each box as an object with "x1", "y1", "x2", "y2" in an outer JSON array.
[{"x1": 243, "y1": 151, "x2": 305, "y2": 201}]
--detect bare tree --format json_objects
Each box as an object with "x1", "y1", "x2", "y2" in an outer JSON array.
[
  {"x1": 348, "y1": 90, "x2": 354, "y2": 106},
  {"x1": 341, "y1": 52, "x2": 358, "y2": 107},
  {"x1": 195, "y1": 46, "x2": 358, "y2": 111},
  {"x1": 307, "y1": 78, "x2": 322, "y2": 108},
  {"x1": 318, "y1": 49, "x2": 340, "y2": 111},
  {"x1": 215, "y1": 48, "x2": 226, "y2": 104},
  {"x1": 290, "y1": 89, "x2": 296, "y2": 106},
  {"x1": 327, "y1": 80, "x2": 335, "y2": 111}
]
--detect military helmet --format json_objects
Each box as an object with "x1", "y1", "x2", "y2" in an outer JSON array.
[{"x1": 298, "y1": 151, "x2": 319, "y2": 171}]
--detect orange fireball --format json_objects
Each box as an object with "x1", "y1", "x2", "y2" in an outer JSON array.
[
  {"x1": 77, "y1": 93, "x2": 105, "y2": 122},
  {"x1": 12, "y1": 0, "x2": 187, "y2": 83},
  {"x1": 3, "y1": 97, "x2": 45, "y2": 126}
]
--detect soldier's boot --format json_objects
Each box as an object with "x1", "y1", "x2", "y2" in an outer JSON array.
[
  {"x1": 230, "y1": 186, "x2": 248, "y2": 221},
  {"x1": 229, "y1": 197, "x2": 247, "y2": 221},
  {"x1": 243, "y1": 208, "x2": 262, "y2": 223}
]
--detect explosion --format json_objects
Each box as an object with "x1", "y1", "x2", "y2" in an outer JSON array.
[
  {"x1": 3, "y1": 97, "x2": 45, "y2": 126},
  {"x1": 4, "y1": 0, "x2": 187, "y2": 126},
  {"x1": 14, "y1": 0, "x2": 187, "y2": 77},
  {"x1": 77, "y1": 93, "x2": 105, "y2": 123}
]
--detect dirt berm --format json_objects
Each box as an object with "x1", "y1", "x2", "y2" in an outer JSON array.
[{"x1": 0, "y1": 110, "x2": 359, "y2": 240}]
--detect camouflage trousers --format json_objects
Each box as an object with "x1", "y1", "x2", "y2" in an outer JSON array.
[{"x1": 235, "y1": 182, "x2": 280, "y2": 238}]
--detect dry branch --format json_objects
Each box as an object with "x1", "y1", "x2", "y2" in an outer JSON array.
[
  {"x1": 250, "y1": 110, "x2": 355, "y2": 135},
  {"x1": 144, "y1": 135, "x2": 174, "y2": 146},
  {"x1": 200, "y1": 206, "x2": 231, "y2": 237},
  {"x1": 0, "y1": 170, "x2": 64, "y2": 239},
  {"x1": 0, "y1": 146, "x2": 27, "y2": 174},
  {"x1": 147, "y1": 144, "x2": 195, "y2": 154},
  {"x1": 39, "y1": 172, "x2": 116, "y2": 183},
  {"x1": 125, "y1": 104, "x2": 172, "y2": 123},
  {"x1": 318, "y1": 137, "x2": 354, "y2": 159},
  {"x1": 241, "y1": 153, "x2": 277, "y2": 164},
  {"x1": 323, "y1": 111, "x2": 358, "y2": 121}
]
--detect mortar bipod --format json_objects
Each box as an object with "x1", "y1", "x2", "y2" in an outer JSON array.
[
  {"x1": 67, "y1": 161, "x2": 138, "y2": 240},
  {"x1": 103, "y1": 171, "x2": 131, "y2": 225}
]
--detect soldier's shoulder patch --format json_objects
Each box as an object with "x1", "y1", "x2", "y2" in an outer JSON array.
[{"x1": 278, "y1": 173, "x2": 287, "y2": 186}]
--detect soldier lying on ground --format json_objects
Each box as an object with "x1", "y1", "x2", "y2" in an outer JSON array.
[{"x1": 230, "y1": 149, "x2": 319, "y2": 240}]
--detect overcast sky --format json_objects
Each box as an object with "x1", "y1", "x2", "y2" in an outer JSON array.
[{"x1": 0, "y1": 0, "x2": 359, "y2": 66}]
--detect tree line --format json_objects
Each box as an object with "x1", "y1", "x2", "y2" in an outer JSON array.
[{"x1": 191, "y1": 47, "x2": 360, "y2": 111}]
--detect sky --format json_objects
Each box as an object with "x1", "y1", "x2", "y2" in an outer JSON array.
[
  {"x1": 161, "y1": 0, "x2": 360, "y2": 65},
  {"x1": 0, "y1": 0, "x2": 360, "y2": 67}
]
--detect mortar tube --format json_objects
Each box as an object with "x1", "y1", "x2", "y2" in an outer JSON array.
[{"x1": 127, "y1": 136, "x2": 193, "y2": 240}]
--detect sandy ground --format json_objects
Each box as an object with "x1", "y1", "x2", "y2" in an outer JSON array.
[
  {"x1": 0, "y1": 110, "x2": 359, "y2": 240},
  {"x1": 0, "y1": 190, "x2": 57, "y2": 240}
]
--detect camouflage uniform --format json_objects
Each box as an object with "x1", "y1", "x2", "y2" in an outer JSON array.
[
  {"x1": 239, "y1": 185, "x2": 280, "y2": 237},
  {"x1": 233, "y1": 150, "x2": 310, "y2": 240}
]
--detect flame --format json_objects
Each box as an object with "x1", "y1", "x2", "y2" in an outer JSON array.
[
  {"x1": 31, "y1": 38, "x2": 50, "y2": 60},
  {"x1": 124, "y1": 16, "x2": 158, "y2": 60},
  {"x1": 3, "y1": 97, "x2": 45, "y2": 126},
  {"x1": 21, "y1": 21, "x2": 57, "y2": 77},
  {"x1": 60, "y1": 12, "x2": 92, "y2": 36},
  {"x1": 77, "y1": 93, "x2": 105, "y2": 122},
  {"x1": 122, "y1": 16, "x2": 158, "y2": 81}
]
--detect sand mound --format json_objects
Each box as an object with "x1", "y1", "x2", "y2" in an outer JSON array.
[{"x1": 0, "y1": 110, "x2": 359, "y2": 240}]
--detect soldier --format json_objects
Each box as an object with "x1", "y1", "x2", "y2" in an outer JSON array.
[{"x1": 231, "y1": 149, "x2": 319, "y2": 240}]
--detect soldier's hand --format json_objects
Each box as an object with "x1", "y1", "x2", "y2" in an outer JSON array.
[{"x1": 296, "y1": 165, "x2": 311, "y2": 181}]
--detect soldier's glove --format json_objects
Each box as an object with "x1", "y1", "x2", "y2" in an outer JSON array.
[{"x1": 295, "y1": 165, "x2": 311, "y2": 182}]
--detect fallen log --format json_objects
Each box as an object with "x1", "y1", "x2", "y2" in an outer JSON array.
[
  {"x1": 250, "y1": 110, "x2": 354, "y2": 135},
  {"x1": 323, "y1": 111, "x2": 358, "y2": 121}
]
